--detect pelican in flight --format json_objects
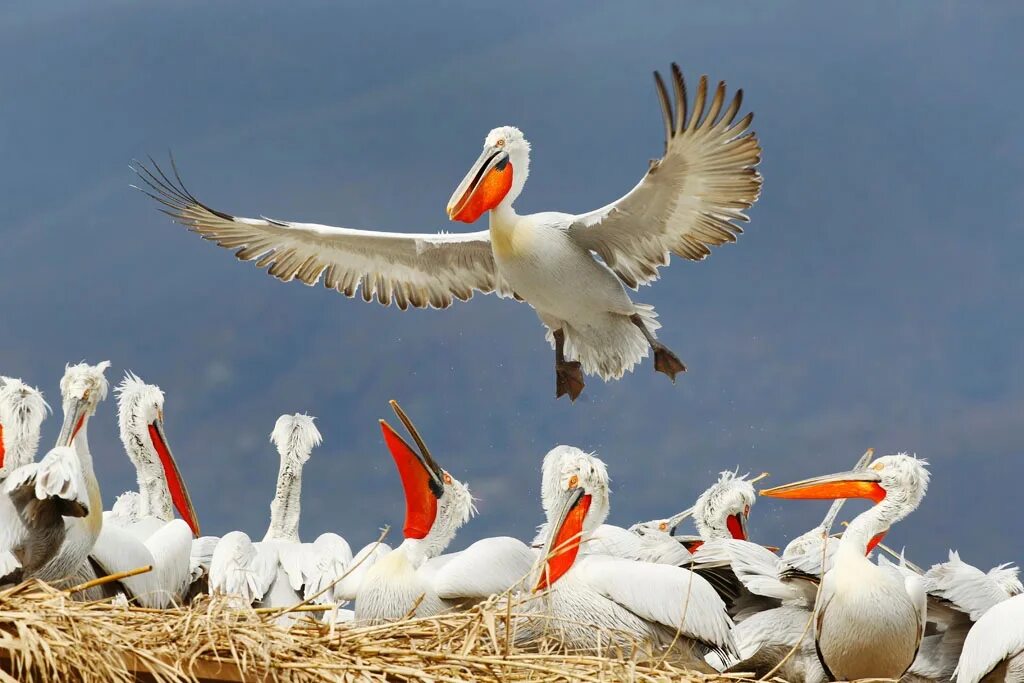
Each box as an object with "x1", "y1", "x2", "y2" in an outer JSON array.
[
  {"x1": 0, "y1": 377, "x2": 51, "y2": 581},
  {"x1": 347, "y1": 401, "x2": 533, "y2": 624},
  {"x1": 761, "y1": 453, "x2": 930, "y2": 681},
  {"x1": 135, "y1": 64, "x2": 762, "y2": 400},
  {"x1": 519, "y1": 446, "x2": 734, "y2": 670},
  {"x1": 3, "y1": 361, "x2": 110, "y2": 587},
  {"x1": 81, "y1": 374, "x2": 201, "y2": 607}
]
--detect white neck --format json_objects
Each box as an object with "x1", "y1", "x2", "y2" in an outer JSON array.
[
  {"x1": 842, "y1": 496, "x2": 900, "y2": 553},
  {"x1": 122, "y1": 421, "x2": 174, "y2": 521},
  {"x1": 263, "y1": 457, "x2": 303, "y2": 542}
]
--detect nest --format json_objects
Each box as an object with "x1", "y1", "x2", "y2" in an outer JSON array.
[{"x1": 0, "y1": 577, "x2": 764, "y2": 683}]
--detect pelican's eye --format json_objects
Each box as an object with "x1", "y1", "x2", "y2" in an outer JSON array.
[
  {"x1": 658, "y1": 522, "x2": 668, "y2": 531},
  {"x1": 82, "y1": 388, "x2": 91, "y2": 400},
  {"x1": 495, "y1": 138, "x2": 505, "y2": 148},
  {"x1": 568, "y1": 474, "x2": 578, "y2": 489},
  {"x1": 871, "y1": 462, "x2": 886, "y2": 471},
  {"x1": 443, "y1": 472, "x2": 452, "y2": 485}
]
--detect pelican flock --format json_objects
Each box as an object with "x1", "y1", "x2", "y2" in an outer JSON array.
[{"x1": 1, "y1": 57, "x2": 1017, "y2": 683}]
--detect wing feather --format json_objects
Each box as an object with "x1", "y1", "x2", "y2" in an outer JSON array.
[
  {"x1": 569, "y1": 65, "x2": 762, "y2": 288},
  {"x1": 133, "y1": 159, "x2": 511, "y2": 309}
]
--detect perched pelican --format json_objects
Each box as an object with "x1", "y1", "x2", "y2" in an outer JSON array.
[
  {"x1": 135, "y1": 64, "x2": 762, "y2": 400},
  {"x1": 0, "y1": 378, "x2": 51, "y2": 581},
  {"x1": 954, "y1": 593, "x2": 1024, "y2": 682},
  {"x1": 903, "y1": 551, "x2": 1022, "y2": 682},
  {"x1": 347, "y1": 401, "x2": 533, "y2": 624},
  {"x1": 81, "y1": 373, "x2": 201, "y2": 607},
  {"x1": 518, "y1": 446, "x2": 734, "y2": 670},
  {"x1": 209, "y1": 413, "x2": 331, "y2": 621},
  {"x1": 761, "y1": 453, "x2": 930, "y2": 681},
  {"x1": 4, "y1": 361, "x2": 110, "y2": 585}
]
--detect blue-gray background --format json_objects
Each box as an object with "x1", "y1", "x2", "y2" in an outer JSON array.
[{"x1": 2, "y1": 2, "x2": 1022, "y2": 566}]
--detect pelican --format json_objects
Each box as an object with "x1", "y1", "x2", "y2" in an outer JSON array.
[
  {"x1": 902, "y1": 551, "x2": 1022, "y2": 682},
  {"x1": 208, "y1": 413, "x2": 333, "y2": 622},
  {"x1": 135, "y1": 64, "x2": 762, "y2": 400},
  {"x1": 517, "y1": 445, "x2": 734, "y2": 670},
  {"x1": 761, "y1": 453, "x2": 930, "y2": 681},
  {"x1": 954, "y1": 593, "x2": 1024, "y2": 682},
  {"x1": 79, "y1": 373, "x2": 201, "y2": 607},
  {"x1": 347, "y1": 401, "x2": 533, "y2": 625},
  {"x1": 3, "y1": 361, "x2": 110, "y2": 586},
  {"x1": 0, "y1": 378, "x2": 51, "y2": 581}
]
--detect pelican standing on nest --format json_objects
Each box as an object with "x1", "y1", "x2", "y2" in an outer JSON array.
[
  {"x1": 4, "y1": 361, "x2": 110, "y2": 585},
  {"x1": 761, "y1": 453, "x2": 930, "y2": 681},
  {"x1": 0, "y1": 377, "x2": 51, "y2": 581},
  {"x1": 83, "y1": 373, "x2": 201, "y2": 607},
  {"x1": 135, "y1": 64, "x2": 762, "y2": 401},
  {"x1": 519, "y1": 446, "x2": 734, "y2": 671},
  {"x1": 346, "y1": 401, "x2": 533, "y2": 625},
  {"x1": 209, "y1": 413, "x2": 336, "y2": 620}
]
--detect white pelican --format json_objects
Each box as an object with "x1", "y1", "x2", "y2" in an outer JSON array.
[
  {"x1": 954, "y1": 593, "x2": 1024, "y2": 682},
  {"x1": 4, "y1": 361, "x2": 110, "y2": 586},
  {"x1": 0, "y1": 378, "x2": 51, "y2": 581},
  {"x1": 347, "y1": 401, "x2": 533, "y2": 624},
  {"x1": 80, "y1": 373, "x2": 201, "y2": 607},
  {"x1": 902, "y1": 551, "x2": 1022, "y2": 682},
  {"x1": 208, "y1": 413, "x2": 331, "y2": 622},
  {"x1": 517, "y1": 446, "x2": 734, "y2": 670},
  {"x1": 761, "y1": 453, "x2": 930, "y2": 681},
  {"x1": 135, "y1": 64, "x2": 762, "y2": 400}
]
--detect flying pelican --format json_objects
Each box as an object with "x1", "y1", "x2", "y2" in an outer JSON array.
[
  {"x1": 209, "y1": 413, "x2": 334, "y2": 622},
  {"x1": 954, "y1": 593, "x2": 1024, "y2": 682},
  {"x1": 135, "y1": 64, "x2": 762, "y2": 401},
  {"x1": 761, "y1": 453, "x2": 930, "y2": 681},
  {"x1": 3, "y1": 361, "x2": 110, "y2": 586},
  {"x1": 518, "y1": 445, "x2": 734, "y2": 670},
  {"x1": 346, "y1": 401, "x2": 533, "y2": 624},
  {"x1": 0, "y1": 378, "x2": 51, "y2": 581},
  {"x1": 79, "y1": 373, "x2": 201, "y2": 607}
]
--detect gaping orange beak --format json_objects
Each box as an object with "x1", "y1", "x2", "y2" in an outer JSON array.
[
  {"x1": 446, "y1": 147, "x2": 513, "y2": 223},
  {"x1": 761, "y1": 470, "x2": 886, "y2": 504},
  {"x1": 535, "y1": 488, "x2": 591, "y2": 592},
  {"x1": 726, "y1": 510, "x2": 750, "y2": 540},
  {"x1": 380, "y1": 400, "x2": 445, "y2": 540},
  {"x1": 148, "y1": 420, "x2": 200, "y2": 537}
]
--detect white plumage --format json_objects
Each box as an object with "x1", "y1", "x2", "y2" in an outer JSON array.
[{"x1": 955, "y1": 593, "x2": 1024, "y2": 683}]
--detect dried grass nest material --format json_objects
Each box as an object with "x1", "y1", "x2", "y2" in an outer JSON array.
[{"x1": 0, "y1": 579, "x2": 766, "y2": 683}]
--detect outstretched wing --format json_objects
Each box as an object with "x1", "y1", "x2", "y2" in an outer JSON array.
[
  {"x1": 134, "y1": 159, "x2": 512, "y2": 309},
  {"x1": 568, "y1": 65, "x2": 762, "y2": 288}
]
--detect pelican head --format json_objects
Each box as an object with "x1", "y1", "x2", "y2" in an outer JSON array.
[
  {"x1": 447, "y1": 126, "x2": 531, "y2": 222},
  {"x1": 115, "y1": 372, "x2": 200, "y2": 536},
  {"x1": 762, "y1": 453, "x2": 930, "y2": 544},
  {"x1": 380, "y1": 401, "x2": 474, "y2": 563},
  {"x1": 270, "y1": 413, "x2": 322, "y2": 466},
  {"x1": 56, "y1": 361, "x2": 111, "y2": 449},
  {"x1": 534, "y1": 446, "x2": 611, "y2": 591},
  {"x1": 693, "y1": 470, "x2": 757, "y2": 541},
  {"x1": 0, "y1": 377, "x2": 50, "y2": 476},
  {"x1": 629, "y1": 507, "x2": 694, "y2": 538}
]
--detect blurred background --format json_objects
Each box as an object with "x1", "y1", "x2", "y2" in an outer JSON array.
[{"x1": 1, "y1": 1, "x2": 1021, "y2": 565}]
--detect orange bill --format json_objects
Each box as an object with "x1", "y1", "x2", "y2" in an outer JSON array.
[
  {"x1": 535, "y1": 490, "x2": 591, "y2": 592},
  {"x1": 761, "y1": 470, "x2": 886, "y2": 504},
  {"x1": 381, "y1": 419, "x2": 441, "y2": 540},
  {"x1": 0, "y1": 423, "x2": 5, "y2": 469},
  {"x1": 148, "y1": 421, "x2": 200, "y2": 537},
  {"x1": 447, "y1": 148, "x2": 513, "y2": 223}
]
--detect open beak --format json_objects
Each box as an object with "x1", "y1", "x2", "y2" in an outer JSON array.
[
  {"x1": 761, "y1": 469, "x2": 886, "y2": 503},
  {"x1": 148, "y1": 419, "x2": 200, "y2": 537},
  {"x1": 380, "y1": 400, "x2": 445, "y2": 540},
  {"x1": 535, "y1": 487, "x2": 591, "y2": 592},
  {"x1": 446, "y1": 146, "x2": 512, "y2": 223},
  {"x1": 56, "y1": 397, "x2": 89, "y2": 448}
]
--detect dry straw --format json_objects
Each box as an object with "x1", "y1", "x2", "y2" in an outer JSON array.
[{"x1": 0, "y1": 578, "x2": 765, "y2": 683}]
